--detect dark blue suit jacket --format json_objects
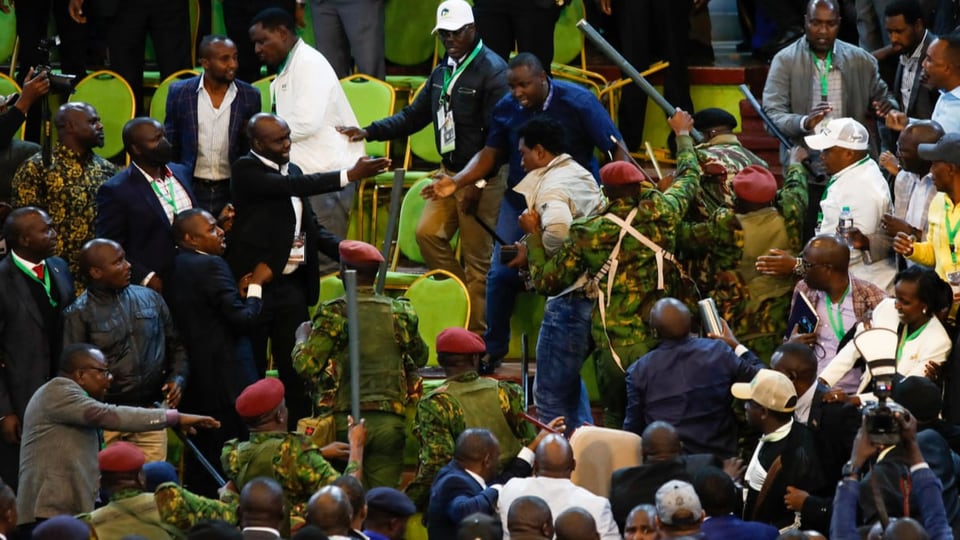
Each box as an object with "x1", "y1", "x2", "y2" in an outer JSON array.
[
  {"x1": 95, "y1": 163, "x2": 197, "y2": 284},
  {"x1": 427, "y1": 461, "x2": 499, "y2": 540},
  {"x1": 700, "y1": 515, "x2": 779, "y2": 540},
  {"x1": 167, "y1": 249, "x2": 260, "y2": 413},
  {"x1": 164, "y1": 76, "x2": 262, "y2": 176}
]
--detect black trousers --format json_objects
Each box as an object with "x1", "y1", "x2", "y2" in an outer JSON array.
[
  {"x1": 250, "y1": 268, "x2": 311, "y2": 431},
  {"x1": 613, "y1": 0, "x2": 694, "y2": 150},
  {"x1": 105, "y1": 0, "x2": 191, "y2": 114},
  {"x1": 473, "y1": 0, "x2": 562, "y2": 70},
  {"x1": 222, "y1": 0, "x2": 296, "y2": 84}
]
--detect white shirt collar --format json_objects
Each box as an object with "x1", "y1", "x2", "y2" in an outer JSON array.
[
  {"x1": 794, "y1": 384, "x2": 817, "y2": 423},
  {"x1": 11, "y1": 249, "x2": 43, "y2": 268},
  {"x1": 465, "y1": 468, "x2": 487, "y2": 489},
  {"x1": 241, "y1": 527, "x2": 280, "y2": 537},
  {"x1": 196, "y1": 72, "x2": 237, "y2": 94},
  {"x1": 133, "y1": 162, "x2": 173, "y2": 182},
  {"x1": 251, "y1": 151, "x2": 290, "y2": 175}
]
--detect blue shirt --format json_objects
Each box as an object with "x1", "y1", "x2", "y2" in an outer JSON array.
[
  {"x1": 624, "y1": 336, "x2": 764, "y2": 457},
  {"x1": 932, "y1": 86, "x2": 960, "y2": 134},
  {"x1": 364, "y1": 531, "x2": 391, "y2": 540},
  {"x1": 485, "y1": 79, "x2": 620, "y2": 189}
]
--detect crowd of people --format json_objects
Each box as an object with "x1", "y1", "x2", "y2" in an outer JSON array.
[{"x1": 4, "y1": 0, "x2": 960, "y2": 538}]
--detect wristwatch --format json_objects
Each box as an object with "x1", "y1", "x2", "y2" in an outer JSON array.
[
  {"x1": 474, "y1": 179, "x2": 487, "y2": 189},
  {"x1": 841, "y1": 460, "x2": 861, "y2": 479}
]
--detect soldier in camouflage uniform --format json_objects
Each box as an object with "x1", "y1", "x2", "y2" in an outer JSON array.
[
  {"x1": 220, "y1": 378, "x2": 367, "y2": 520},
  {"x1": 405, "y1": 327, "x2": 544, "y2": 511},
  {"x1": 292, "y1": 240, "x2": 427, "y2": 489},
  {"x1": 524, "y1": 110, "x2": 702, "y2": 428},
  {"x1": 678, "y1": 151, "x2": 808, "y2": 363},
  {"x1": 154, "y1": 481, "x2": 238, "y2": 533}
]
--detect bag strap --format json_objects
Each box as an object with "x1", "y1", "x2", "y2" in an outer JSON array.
[{"x1": 752, "y1": 456, "x2": 783, "y2": 522}]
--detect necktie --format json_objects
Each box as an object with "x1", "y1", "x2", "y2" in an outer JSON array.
[{"x1": 32, "y1": 264, "x2": 44, "y2": 281}]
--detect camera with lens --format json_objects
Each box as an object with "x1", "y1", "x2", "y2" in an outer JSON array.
[
  {"x1": 36, "y1": 36, "x2": 77, "y2": 94},
  {"x1": 854, "y1": 328, "x2": 903, "y2": 445}
]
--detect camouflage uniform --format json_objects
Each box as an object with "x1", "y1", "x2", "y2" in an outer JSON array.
[
  {"x1": 405, "y1": 372, "x2": 536, "y2": 510},
  {"x1": 154, "y1": 482, "x2": 239, "y2": 532},
  {"x1": 220, "y1": 431, "x2": 355, "y2": 519},
  {"x1": 79, "y1": 488, "x2": 179, "y2": 540},
  {"x1": 690, "y1": 135, "x2": 769, "y2": 220},
  {"x1": 292, "y1": 287, "x2": 427, "y2": 488},
  {"x1": 678, "y1": 162, "x2": 808, "y2": 362},
  {"x1": 524, "y1": 135, "x2": 702, "y2": 428}
]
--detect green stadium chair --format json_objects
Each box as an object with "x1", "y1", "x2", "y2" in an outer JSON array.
[
  {"x1": 149, "y1": 69, "x2": 200, "y2": 123},
  {"x1": 553, "y1": 0, "x2": 586, "y2": 67},
  {"x1": 403, "y1": 82, "x2": 442, "y2": 174},
  {"x1": 69, "y1": 70, "x2": 136, "y2": 161},
  {"x1": 405, "y1": 269, "x2": 470, "y2": 366},
  {"x1": 252, "y1": 75, "x2": 275, "y2": 112},
  {"x1": 0, "y1": 74, "x2": 23, "y2": 139},
  {"x1": 384, "y1": 0, "x2": 443, "y2": 66},
  {"x1": 0, "y1": 10, "x2": 15, "y2": 69}
]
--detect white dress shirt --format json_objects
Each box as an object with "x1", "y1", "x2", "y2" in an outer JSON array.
[
  {"x1": 497, "y1": 476, "x2": 621, "y2": 540},
  {"x1": 133, "y1": 162, "x2": 193, "y2": 224},
  {"x1": 194, "y1": 74, "x2": 237, "y2": 180}
]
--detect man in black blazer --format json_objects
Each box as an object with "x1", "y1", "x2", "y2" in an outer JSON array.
[
  {"x1": 887, "y1": 1, "x2": 939, "y2": 121},
  {"x1": 225, "y1": 113, "x2": 387, "y2": 427},
  {"x1": 0, "y1": 207, "x2": 74, "y2": 489},
  {"x1": 167, "y1": 208, "x2": 273, "y2": 496},
  {"x1": 96, "y1": 118, "x2": 198, "y2": 294}
]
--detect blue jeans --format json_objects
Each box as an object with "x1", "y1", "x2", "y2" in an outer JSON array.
[
  {"x1": 483, "y1": 193, "x2": 525, "y2": 358},
  {"x1": 535, "y1": 294, "x2": 594, "y2": 430}
]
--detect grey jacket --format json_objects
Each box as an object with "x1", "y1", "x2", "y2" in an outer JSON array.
[
  {"x1": 762, "y1": 38, "x2": 897, "y2": 149},
  {"x1": 17, "y1": 377, "x2": 173, "y2": 523},
  {"x1": 63, "y1": 284, "x2": 188, "y2": 407}
]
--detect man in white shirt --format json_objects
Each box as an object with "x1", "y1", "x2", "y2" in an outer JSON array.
[
  {"x1": 249, "y1": 8, "x2": 364, "y2": 269},
  {"x1": 498, "y1": 434, "x2": 620, "y2": 540},
  {"x1": 805, "y1": 117, "x2": 897, "y2": 290}
]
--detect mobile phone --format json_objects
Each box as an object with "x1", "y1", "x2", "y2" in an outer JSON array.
[
  {"x1": 698, "y1": 298, "x2": 723, "y2": 337},
  {"x1": 500, "y1": 245, "x2": 519, "y2": 264},
  {"x1": 798, "y1": 316, "x2": 815, "y2": 334}
]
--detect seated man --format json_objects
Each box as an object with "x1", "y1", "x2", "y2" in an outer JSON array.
[
  {"x1": 654, "y1": 480, "x2": 704, "y2": 538},
  {"x1": 695, "y1": 467, "x2": 778, "y2": 540},
  {"x1": 506, "y1": 496, "x2": 553, "y2": 540}
]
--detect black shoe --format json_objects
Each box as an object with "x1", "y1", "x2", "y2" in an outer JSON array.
[{"x1": 478, "y1": 354, "x2": 502, "y2": 375}]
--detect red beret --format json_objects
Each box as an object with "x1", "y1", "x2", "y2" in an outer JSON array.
[
  {"x1": 339, "y1": 240, "x2": 384, "y2": 267},
  {"x1": 732, "y1": 165, "x2": 777, "y2": 204},
  {"x1": 600, "y1": 161, "x2": 644, "y2": 186},
  {"x1": 236, "y1": 377, "x2": 285, "y2": 418},
  {"x1": 98, "y1": 441, "x2": 145, "y2": 473},
  {"x1": 436, "y1": 327, "x2": 486, "y2": 354}
]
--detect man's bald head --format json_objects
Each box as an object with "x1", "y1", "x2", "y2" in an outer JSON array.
[
  {"x1": 806, "y1": 0, "x2": 839, "y2": 17},
  {"x1": 238, "y1": 477, "x2": 285, "y2": 529},
  {"x1": 247, "y1": 113, "x2": 287, "y2": 143},
  {"x1": 306, "y1": 486, "x2": 353, "y2": 536},
  {"x1": 900, "y1": 120, "x2": 946, "y2": 174},
  {"x1": 506, "y1": 496, "x2": 553, "y2": 538},
  {"x1": 54, "y1": 102, "x2": 94, "y2": 130},
  {"x1": 534, "y1": 434, "x2": 575, "y2": 478},
  {"x1": 650, "y1": 298, "x2": 692, "y2": 340},
  {"x1": 804, "y1": 234, "x2": 850, "y2": 271},
  {"x1": 78, "y1": 238, "x2": 122, "y2": 279},
  {"x1": 883, "y1": 518, "x2": 928, "y2": 540},
  {"x1": 770, "y1": 342, "x2": 819, "y2": 389},
  {"x1": 554, "y1": 508, "x2": 599, "y2": 540},
  {"x1": 54, "y1": 102, "x2": 104, "y2": 152},
  {"x1": 121, "y1": 117, "x2": 162, "y2": 150},
  {"x1": 641, "y1": 422, "x2": 682, "y2": 462},
  {"x1": 247, "y1": 113, "x2": 291, "y2": 165}
]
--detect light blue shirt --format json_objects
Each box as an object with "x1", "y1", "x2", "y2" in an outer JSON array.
[{"x1": 932, "y1": 86, "x2": 960, "y2": 134}]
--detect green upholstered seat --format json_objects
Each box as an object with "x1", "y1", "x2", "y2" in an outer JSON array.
[
  {"x1": 149, "y1": 69, "x2": 200, "y2": 123},
  {"x1": 405, "y1": 269, "x2": 470, "y2": 366},
  {"x1": 69, "y1": 70, "x2": 136, "y2": 161}
]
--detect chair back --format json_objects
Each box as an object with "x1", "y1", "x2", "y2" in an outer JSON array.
[
  {"x1": 569, "y1": 426, "x2": 643, "y2": 497},
  {"x1": 385, "y1": 0, "x2": 441, "y2": 66},
  {"x1": 150, "y1": 69, "x2": 200, "y2": 122},
  {"x1": 340, "y1": 74, "x2": 395, "y2": 158},
  {"x1": 252, "y1": 75, "x2": 275, "y2": 112},
  {"x1": 0, "y1": 10, "x2": 15, "y2": 67},
  {"x1": 392, "y1": 177, "x2": 432, "y2": 267},
  {"x1": 553, "y1": 0, "x2": 586, "y2": 68},
  {"x1": 0, "y1": 74, "x2": 23, "y2": 139},
  {"x1": 405, "y1": 269, "x2": 470, "y2": 366},
  {"x1": 69, "y1": 70, "x2": 136, "y2": 160},
  {"x1": 403, "y1": 82, "x2": 442, "y2": 169}
]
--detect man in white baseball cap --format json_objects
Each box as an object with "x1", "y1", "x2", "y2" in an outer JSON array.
[
  {"x1": 805, "y1": 117, "x2": 897, "y2": 291},
  {"x1": 433, "y1": 0, "x2": 475, "y2": 33}
]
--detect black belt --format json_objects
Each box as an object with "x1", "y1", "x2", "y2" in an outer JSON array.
[{"x1": 193, "y1": 177, "x2": 229, "y2": 187}]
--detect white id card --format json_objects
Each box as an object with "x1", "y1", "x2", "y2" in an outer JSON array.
[
  {"x1": 287, "y1": 232, "x2": 306, "y2": 266},
  {"x1": 438, "y1": 105, "x2": 456, "y2": 154}
]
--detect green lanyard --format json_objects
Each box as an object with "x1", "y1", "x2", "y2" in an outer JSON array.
[
  {"x1": 150, "y1": 178, "x2": 178, "y2": 216},
  {"x1": 813, "y1": 49, "x2": 833, "y2": 100},
  {"x1": 816, "y1": 156, "x2": 870, "y2": 226},
  {"x1": 944, "y1": 196, "x2": 960, "y2": 265},
  {"x1": 11, "y1": 256, "x2": 57, "y2": 307},
  {"x1": 897, "y1": 320, "x2": 930, "y2": 362},
  {"x1": 440, "y1": 40, "x2": 484, "y2": 106},
  {"x1": 825, "y1": 286, "x2": 850, "y2": 342}
]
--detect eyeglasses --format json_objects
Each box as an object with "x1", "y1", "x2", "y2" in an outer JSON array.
[
  {"x1": 800, "y1": 258, "x2": 831, "y2": 272},
  {"x1": 438, "y1": 25, "x2": 472, "y2": 39},
  {"x1": 80, "y1": 366, "x2": 111, "y2": 376}
]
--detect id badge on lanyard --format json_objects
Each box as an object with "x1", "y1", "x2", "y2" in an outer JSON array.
[
  {"x1": 438, "y1": 102, "x2": 456, "y2": 154},
  {"x1": 288, "y1": 232, "x2": 306, "y2": 266}
]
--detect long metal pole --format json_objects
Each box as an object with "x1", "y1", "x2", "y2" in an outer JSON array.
[
  {"x1": 375, "y1": 169, "x2": 406, "y2": 295},
  {"x1": 577, "y1": 19, "x2": 704, "y2": 143},
  {"x1": 344, "y1": 270, "x2": 361, "y2": 422}
]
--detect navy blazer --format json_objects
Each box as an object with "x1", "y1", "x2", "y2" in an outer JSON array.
[
  {"x1": 167, "y1": 249, "x2": 260, "y2": 413},
  {"x1": 893, "y1": 31, "x2": 940, "y2": 120},
  {"x1": 427, "y1": 461, "x2": 499, "y2": 540},
  {"x1": 164, "y1": 76, "x2": 262, "y2": 176},
  {"x1": 700, "y1": 515, "x2": 779, "y2": 540},
  {"x1": 0, "y1": 255, "x2": 74, "y2": 418},
  {"x1": 95, "y1": 162, "x2": 197, "y2": 284}
]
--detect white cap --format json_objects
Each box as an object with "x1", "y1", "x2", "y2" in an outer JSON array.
[
  {"x1": 731, "y1": 369, "x2": 798, "y2": 412},
  {"x1": 804, "y1": 118, "x2": 870, "y2": 151},
  {"x1": 433, "y1": 0, "x2": 474, "y2": 33}
]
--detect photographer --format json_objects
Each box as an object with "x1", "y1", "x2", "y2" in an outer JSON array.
[
  {"x1": 0, "y1": 68, "x2": 48, "y2": 203},
  {"x1": 830, "y1": 412, "x2": 952, "y2": 540}
]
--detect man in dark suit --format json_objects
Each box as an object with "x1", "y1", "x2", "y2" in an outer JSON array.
[
  {"x1": 695, "y1": 467, "x2": 779, "y2": 540},
  {"x1": 609, "y1": 422, "x2": 721, "y2": 530},
  {"x1": 887, "y1": 0, "x2": 939, "y2": 121},
  {"x1": 0, "y1": 207, "x2": 74, "y2": 488},
  {"x1": 167, "y1": 208, "x2": 273, "y2": 496},
  {"x1": 165, "y1": 35, "x2": 262, "y2": 216},
  {"x1": 427, "y1": 428, "x2": 534, "y2": 540},
  {"x1": 95, "y1": 117, "x2": 197, "y2": 294},
  {"x1": 225, "y1": 112, "x2": 387, "y2": 426}
]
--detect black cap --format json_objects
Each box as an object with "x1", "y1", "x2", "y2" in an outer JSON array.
[
  {"x1": 365, "y1": 487, "x2": 416, "y2": 517},
  {"x1": 692, "y1": 108, "x2": 737, "y2": 131},
  {"x1": 917, "y1": 132, "x2": 960, "y2": 165}
]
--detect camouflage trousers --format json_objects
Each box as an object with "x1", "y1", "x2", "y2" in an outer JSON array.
[
  {"x1": 732, "y1": 295, "x2": 792, "y2": 365},
  {"x1": 593, "y1": 342, "x2": 654, "y2": 428},
  {"x1": 335, "y1": 411, "x2": 406, "y2": 488}
]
